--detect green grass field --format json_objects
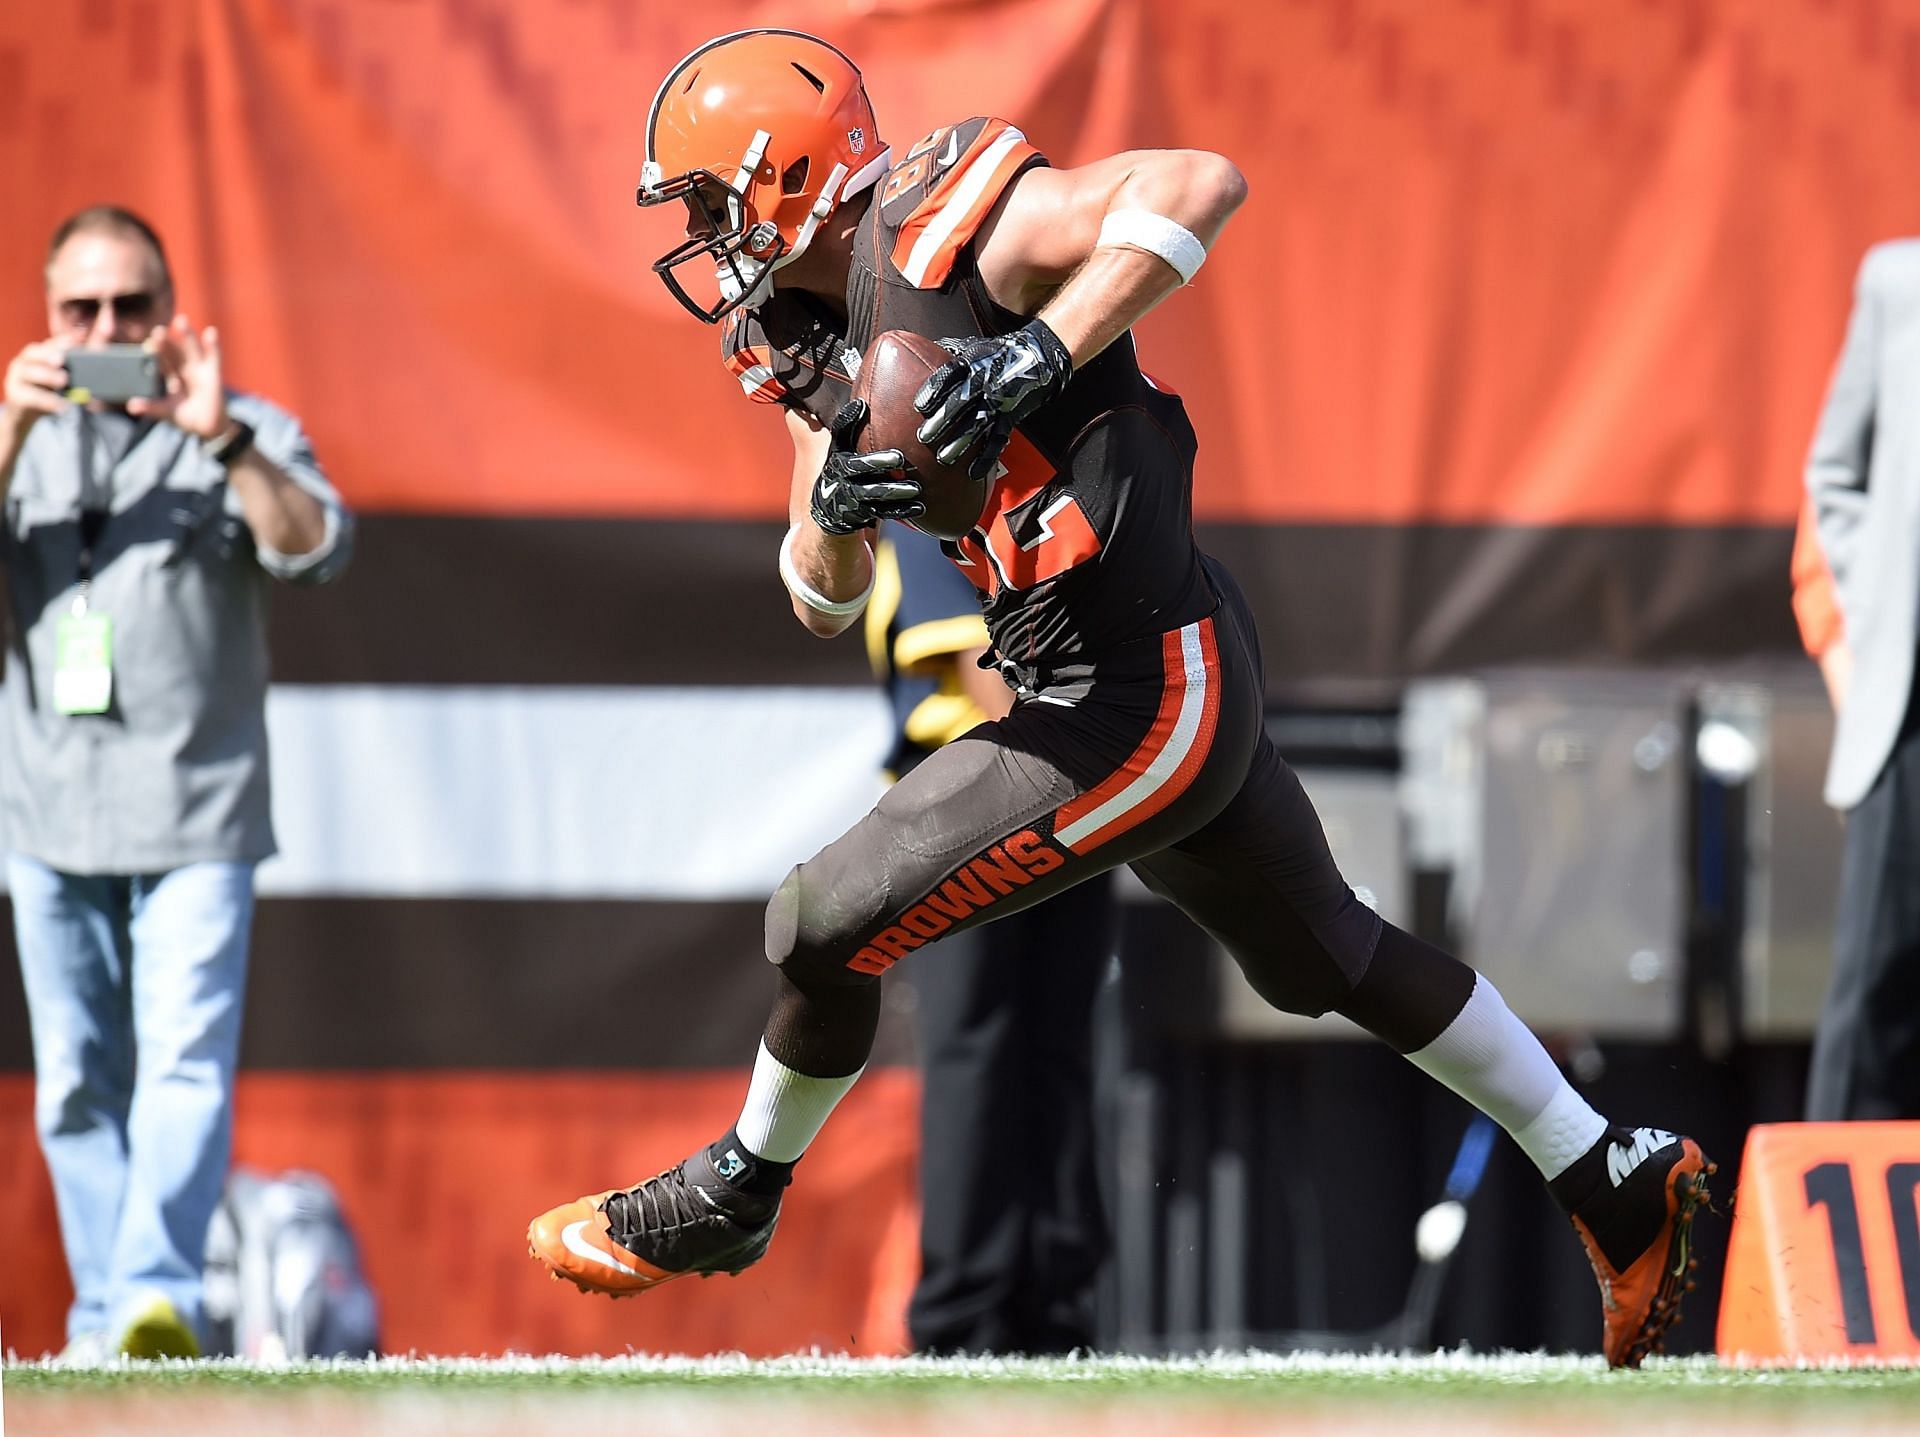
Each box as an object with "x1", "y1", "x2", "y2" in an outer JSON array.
[{"x1": 8, "y1": 1352, "x2": 1920, "y2": 1436}]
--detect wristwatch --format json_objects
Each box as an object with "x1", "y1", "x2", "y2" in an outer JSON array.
[{"x1": 202, "y1": 420, "x2": 256, "y2": 468}]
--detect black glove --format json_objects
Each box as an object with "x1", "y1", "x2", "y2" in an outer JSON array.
[
  {"x1": 807, "y1": 399, "x2": 919, "y2": 535},
  {"x1": 912, "y1": 318, "x2": 1074, "y2": 482}
]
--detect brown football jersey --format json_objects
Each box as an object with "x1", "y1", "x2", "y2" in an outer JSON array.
[{"x1": 722, "y1": 116, "x2": 1214, "y2": 685}]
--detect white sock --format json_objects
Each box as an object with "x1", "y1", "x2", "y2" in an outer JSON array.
[
  {"x1": 732, "y1": 1041, "x2": 864, "y2": 1163},
  {"x1": 1403, "y1": 973, "x2": 1608, "y2": 1181}
]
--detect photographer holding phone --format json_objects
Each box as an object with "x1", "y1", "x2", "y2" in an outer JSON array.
[{"x1": 0, "y1": 206, "x2": 353, "y2": 1361}]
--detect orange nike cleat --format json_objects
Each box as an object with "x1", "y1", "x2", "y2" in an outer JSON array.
[
  {"x1": 1569, "y1": 1129, "x2": 1716, "y2": 1369},
  {"x1": 528, "y1": 1145, "x2": 781, "y2": 1298}
]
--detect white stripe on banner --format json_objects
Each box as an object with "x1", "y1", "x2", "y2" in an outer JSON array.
[{"x1": 254, "y1": 686, "x2": 889, "y2": 899}]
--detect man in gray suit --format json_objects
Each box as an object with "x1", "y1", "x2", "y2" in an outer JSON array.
[{"x1": 1802, "y1": 239, "x2": 1920, "y2": 1121}]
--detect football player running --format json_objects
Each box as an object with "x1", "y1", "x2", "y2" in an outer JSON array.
[{"x1": 528, "y1": 29, "x2": 1712, "y2": 1368}]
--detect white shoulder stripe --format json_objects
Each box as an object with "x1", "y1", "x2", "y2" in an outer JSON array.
[{"x1": 899, "y1": 126, "x2": 1028, "y2": 287}]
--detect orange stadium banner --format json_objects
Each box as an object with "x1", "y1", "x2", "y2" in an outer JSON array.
[
  {"x1": 4, "y1": 0, "x2": 1918, "y2": 526},
  {"x1": 7, "y1": 0, "x2": 1920, "y2": 1362},
  {"x1": 0, "y1": 1070, "x2": 922, "y2": 1359}
]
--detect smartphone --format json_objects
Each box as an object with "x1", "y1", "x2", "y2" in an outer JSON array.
[{"x1": 63, "y1": 345, "x2": 164, "y2": 404}]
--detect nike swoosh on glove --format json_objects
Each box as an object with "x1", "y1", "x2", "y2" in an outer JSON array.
[
  {"x1": 912, "y1": 318, "x2": 1074, "y2": 482},
  {"x1": 808, "y1": 400, "x2": 919, "y2": 535}
]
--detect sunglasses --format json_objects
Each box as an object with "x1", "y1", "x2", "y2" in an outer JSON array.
[{"x1": 57, "y1": 291, "x2": 157, "y2": 330}]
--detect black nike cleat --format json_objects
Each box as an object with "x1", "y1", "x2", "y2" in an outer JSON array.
[
  {"x1": 1568, "y1": 1128, "x2": 1716, "y2": 1369},
  {"x1": 527, "y1": 1145, "x2": 780, "y2": 1298}
]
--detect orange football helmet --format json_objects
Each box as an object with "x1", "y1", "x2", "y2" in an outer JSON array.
[{"x1": 638, "y1": 30, "x2": 891, "y2": 322}]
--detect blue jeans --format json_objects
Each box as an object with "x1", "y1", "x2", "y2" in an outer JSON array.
[{"x1": 11, "y1": 855, "x2": 255, "y2": 1344}]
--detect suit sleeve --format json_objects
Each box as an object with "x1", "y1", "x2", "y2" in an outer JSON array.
[
  {"x1": 229, "y1": 394, "x2": 354, "y2": 586},
  {"x1": 1805, "y1": 248, "x2": 1882, "y2": 615}
]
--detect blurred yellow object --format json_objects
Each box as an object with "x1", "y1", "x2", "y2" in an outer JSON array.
[{"x1": 117, "y1": 1292, "x2": 200, "y2": 1360}]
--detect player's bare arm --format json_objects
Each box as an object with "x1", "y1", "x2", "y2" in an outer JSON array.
[
  {"x1": 783, "y1": 405, "x2": 880, "y2": 638},
  {"x1": 976, "y1": 148, "x2": 1248, "y2": 359}
]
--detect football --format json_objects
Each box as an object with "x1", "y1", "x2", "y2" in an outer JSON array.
[{"x1": 854, "y1": 330, "x2": 989, "y2": 541}]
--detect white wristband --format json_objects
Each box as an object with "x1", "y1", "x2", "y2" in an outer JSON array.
[
  {"x1": 779, "y1": 522, "x2": 873, "y2": 617},
  {"x1": 1097, "y1": 209, "x2": 1208, "y2": 284}
]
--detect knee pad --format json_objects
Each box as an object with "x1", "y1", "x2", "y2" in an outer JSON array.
[{"x1": 765, "y1": 864, "x2": 875, "y2": 990}]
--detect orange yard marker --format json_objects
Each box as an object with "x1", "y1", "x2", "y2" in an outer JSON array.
[{"x1": 1718, "y1": 1122, "x2": 1920, "y2": 1365}]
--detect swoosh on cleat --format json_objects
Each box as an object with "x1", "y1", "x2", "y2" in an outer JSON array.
[{"x1": 560, "y1": 1219, "x2": 640, "y2": 1276}]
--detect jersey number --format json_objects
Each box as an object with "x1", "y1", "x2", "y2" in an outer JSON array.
[
  {"x1": 880, "y1": 126, "x2": 952, "y2": 206},
  {"x1": 949, "y1": 431, "x2": 1101, "y2": 596},
  {"x1": 880, "y1": 153, "x2": 932, "y2": 207}
]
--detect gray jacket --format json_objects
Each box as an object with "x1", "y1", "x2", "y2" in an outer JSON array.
[
  {"x1": 1808, "y1": 240, "x2": 1920, "y2": 811},
  {"x1": 1, "y1": 391, "x2": 352, "y2": 873}
]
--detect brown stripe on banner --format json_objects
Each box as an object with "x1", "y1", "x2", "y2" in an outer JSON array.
[
  {"x1": 265, "y1": 517, "x2": 873, "y2": 687},
  {"x1": 0, "y1": 517, "x2": 1802, "y2": 690},
  {"x1": 0, "y1": 898, "x2": 917, "y2": 1071},
  {"x1": 1198, "y1": 521, "x2": 1800, "y2": 707},
  {"x1": 261, "y1": 517, "x2": 1797, "y2": 689}
]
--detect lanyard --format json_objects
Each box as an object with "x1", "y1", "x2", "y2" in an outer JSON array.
[{"x1": 73, "y1": 410, "x2": 153, "y2": 592}]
